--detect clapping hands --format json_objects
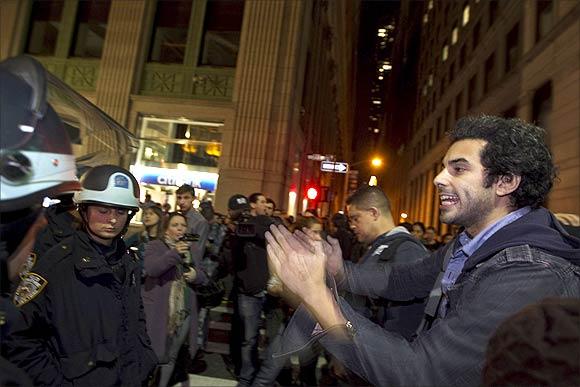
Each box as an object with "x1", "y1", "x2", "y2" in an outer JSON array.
[{"x1": 265, "y1": 225, "x2": 345, "y2": 303}]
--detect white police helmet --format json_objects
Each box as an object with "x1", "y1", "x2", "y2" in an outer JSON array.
[
  {"x1": 0, "y1": 56, "x2": 80, "y2": 212},
  {"x1": 74, "y1": 165, "x2": 140, "y2": 211}
]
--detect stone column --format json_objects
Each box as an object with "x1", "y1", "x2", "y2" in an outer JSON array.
[
  {"x1": 94, "y1": 0, "x2": 150, "y2": 126},
  {"x1": 216, "y1": 0, "x2": 308, "y2": 209},
  {"x1": 0, "y1": 0, "x2": 30, "y2": 59}
]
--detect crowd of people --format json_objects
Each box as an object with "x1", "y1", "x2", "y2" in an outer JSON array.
[{"x1": 1, "y1": 56, "x2": 579, "y2": 387}]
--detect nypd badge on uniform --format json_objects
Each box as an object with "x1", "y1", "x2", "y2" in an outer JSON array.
[{"x1": 13, "y1": 272, "x2": 48, "y2": 307}]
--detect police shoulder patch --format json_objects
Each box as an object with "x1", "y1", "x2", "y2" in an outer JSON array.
[{"x1": 13, "y1": 272, "x2": 48, "y2": 307}]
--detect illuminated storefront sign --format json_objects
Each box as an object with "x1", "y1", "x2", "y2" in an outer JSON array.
[{"x1": 130, "y1": 165, "x2": 218, "y2": 192}]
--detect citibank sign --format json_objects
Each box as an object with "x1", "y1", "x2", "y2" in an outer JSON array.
[{"x1": 130, "y1": 165, "x2": 218, "y2": 192}]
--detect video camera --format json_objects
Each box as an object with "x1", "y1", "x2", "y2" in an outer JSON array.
[
  {"x1": 235, "y1": 215, "x2": 273, "y2": 239},
  {"x1": 235, "y1": 212, "x2": 256, "y2": 237},
  {"x1": 179, "y1": 233, "x2": 200, "y2": 242}
]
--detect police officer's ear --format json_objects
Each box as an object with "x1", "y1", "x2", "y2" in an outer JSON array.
[{"x1": 369, "y1": 207, "x2": 381, "y2": 220}]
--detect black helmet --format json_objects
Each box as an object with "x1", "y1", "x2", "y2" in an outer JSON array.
[{"x1": 0, "y1": 56, "x2": 80, "y2": 212}]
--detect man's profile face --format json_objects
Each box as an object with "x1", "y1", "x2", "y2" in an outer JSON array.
[
  {"x1": 434, "y1": 139, "x2": 496, "y2": 235},
  {"x1": 265, "y1": 202, "x2": 274, "y2": 216},
  {"x1": 251, "y1": 195, "x2": 268, "y2": 216},
  {"x1": 347, "y1": 204, "x2": 375, "y2": 244},
  {"x1": 176, "y1": 192, "x2": 194, "y2": 212}
]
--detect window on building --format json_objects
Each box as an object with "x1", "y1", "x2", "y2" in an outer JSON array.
[
  {"x1": 467, "y1": 74, "x2": 477, "y2": 108},
  {"x1": 69, "y1": 0, "x2": 111, "y2": 58},
  {"x1": 437, "y1": 115, "x2": 444, "y2": 139},
  {"x1": 502, "y1": 105, "x2": 518, "y2": 118},
  {"x1": 484, "y1": 52, "x2": 495, "y2": 94},
  {"x1": 442, "y1": 43, "x2": 449, "y2": 62},
  {"x1": 452, "y1": 25, "x2": 459, "y2": 45},
  {"x1": 462, "y1": 4, "x2": 470, "y2": 26},
  {"x1": 449, "y1": 61, "x2": 455, "y2": 83},
  {"x1": 199, "y1": 0, "x2": 244, "y2": 67},
  {"x1": 472, "y1": 20, "x2": 481, "y2": 50},
  {"x1": 459, "y1": 44, "x2": 466, "y2": 69},
  {"x1": 139, "y1": 116, "x2": 224, "y2": 168},
  {"x1": 536, "y1": 1, "x2": 553, "y2": 42},
  {"x1": 532, "y1": 81, "x2": 552, "y2": 131},
  {"x1": 25, "y1": 0, "x2": 64, "y2": 56},
  {"x1": 489, "y1": 1, "x2": 499, "y2": 29},
  {"x1": 455, "y1": 91, "x2": 463, "y2": 120},
  {"x1": 505, "y1": 22, "x2": 520, "y2": 73},
  {"x1": 148, "y1": 0, "x2": 193, "y2": 63},
  {"x1": 444, "y1": 105, "x2": 451, "y2": 134}
]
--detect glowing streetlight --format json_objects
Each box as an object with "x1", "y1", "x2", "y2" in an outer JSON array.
[{"x1": 371, "y1": 157, "x2": 383, "y2": 168}]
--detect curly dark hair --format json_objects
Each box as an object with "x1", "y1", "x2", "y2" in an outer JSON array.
[{"x1": 448, "y1": 115, "x2": 557, "y2": 208}]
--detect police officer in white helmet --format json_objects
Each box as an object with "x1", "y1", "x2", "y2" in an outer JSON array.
[
  {"x1": 0, "y1": 55, "x2": 82, "y2": 386},
  {"x1": 3, "y1": 57, "x2": 157, "y2": 384}
]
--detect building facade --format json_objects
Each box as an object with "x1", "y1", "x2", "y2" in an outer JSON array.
[
  {"x1": 384, "y1": 0, "x2": 579, "y2": 234},
  {"x1": 1, "y1": 0, "x2": 358, "y2": 215}
]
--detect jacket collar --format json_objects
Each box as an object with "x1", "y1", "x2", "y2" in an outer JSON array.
[{"x1": 74, "y1": 231, "x2": 127, "y2": 278}]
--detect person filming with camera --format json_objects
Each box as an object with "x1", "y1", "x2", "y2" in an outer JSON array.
[{"x1": 142, "y1": 212, "x2": 208, "y2": 387}]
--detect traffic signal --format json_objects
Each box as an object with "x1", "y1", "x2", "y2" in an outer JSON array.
[{"x1": 306, "y1": 186, "x2": 319, "y2": 200}]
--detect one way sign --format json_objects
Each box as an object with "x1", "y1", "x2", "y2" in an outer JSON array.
[{"x1": 320, "y1": 161, "x2": 349, "y2": 174}]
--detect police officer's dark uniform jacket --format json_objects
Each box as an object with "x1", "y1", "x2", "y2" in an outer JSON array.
[{"x1": 6, "y1": 230, "x2": 158, "y2": 386}]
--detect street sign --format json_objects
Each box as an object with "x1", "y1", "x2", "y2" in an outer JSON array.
[
  {"x1": 320, "y1": 161, "x2": 349, "y2": 174},
  {"x1": 307, "y1": 154, "x2": 334, "y2": 161}
]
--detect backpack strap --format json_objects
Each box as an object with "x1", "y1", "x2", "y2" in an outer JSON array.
[
  {"x1": 414, "y1": 241, "x2": 455, "y2": 335},
  {"x1": 376, "y1": 233, "x2": 426, "y2": 263}
]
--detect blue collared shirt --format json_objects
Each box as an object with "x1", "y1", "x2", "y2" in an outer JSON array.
[{"x1": 438, "y1": 206, "x2": 532, "y2": 317}]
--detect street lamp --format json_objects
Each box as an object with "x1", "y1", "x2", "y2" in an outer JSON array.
[
  {"x1": 342, "y1": 156, "x2": 385, "y2": 208},
  {"x1": 371, "y1": 157, "x2": 383, "y2": 168}
]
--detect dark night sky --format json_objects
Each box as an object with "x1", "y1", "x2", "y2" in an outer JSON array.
[{"x1": 353, "y1": 0, "x2": 400, "y2": 159}]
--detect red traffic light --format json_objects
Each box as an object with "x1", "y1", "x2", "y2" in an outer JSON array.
[{"x1": 306, "y1": 187, "x2": 319, "y2": 200}]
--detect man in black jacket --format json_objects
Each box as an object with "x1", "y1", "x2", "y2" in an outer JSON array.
[{"x1": 231, "y1": 192, "x2": 276, "y2": 386}]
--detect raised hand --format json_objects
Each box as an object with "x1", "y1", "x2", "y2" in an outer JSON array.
[
  {"x1": 266, "y1": 224, "x2": 327, "y2": 303},
  {"x1": 322, "y1": 236, "x2": 345, "y2": 277}
]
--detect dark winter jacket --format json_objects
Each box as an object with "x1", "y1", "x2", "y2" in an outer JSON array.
[
  {"x1": 345, "y1": 228, "x2": 428, "y2": 340},
  {"x1": 33, "y1": 205, "x2": 79, "y2": 256},
  {"x1": 233, "y1": 215, "x2": 274, "y2": 295},
  {"x1": 5, "y1": 230, "x2": 157, "y2": 386},
  {"x1": 277, "y1": 208, "x2": 580, "y2": 386}
]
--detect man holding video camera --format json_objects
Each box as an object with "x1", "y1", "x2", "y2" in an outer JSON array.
[{"x1": 227, "y1": 193, "x2": 277, "y2": 386}]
